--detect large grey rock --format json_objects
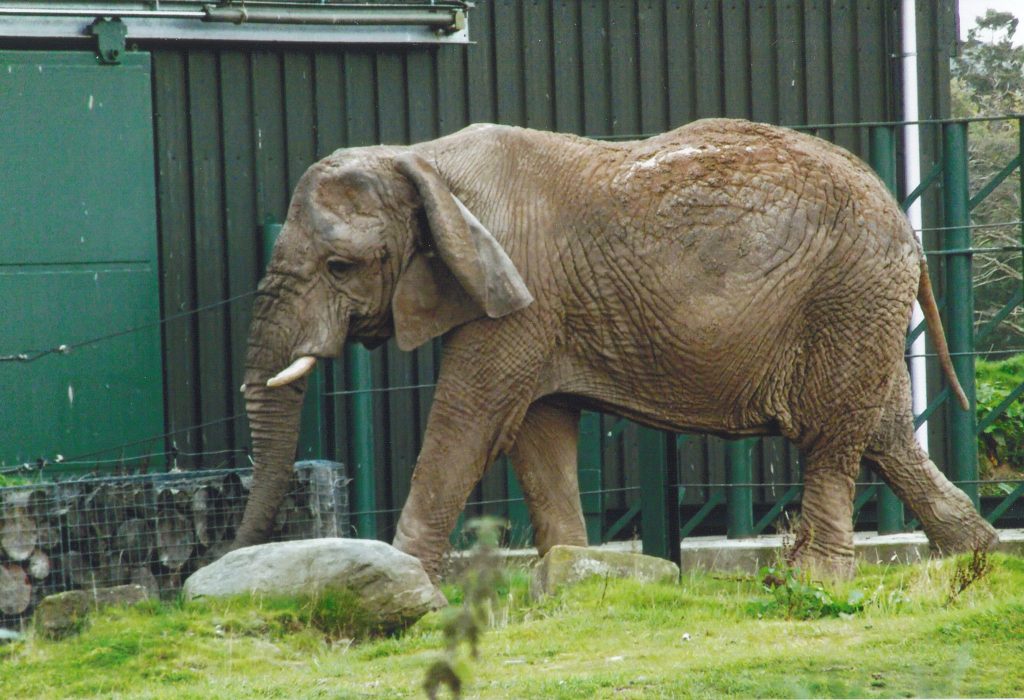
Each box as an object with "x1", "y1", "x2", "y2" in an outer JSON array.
[
  {"x1": 183, "y1": 538, "x2": 443, "y2": 631},
  {"x1": 532, "y1": 545, "x2": 680, "y2": 598},
  {"x1": 34, "y1": 584, "x2": 150, "y2": 639}
]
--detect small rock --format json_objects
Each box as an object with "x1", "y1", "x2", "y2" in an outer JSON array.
[
  {"x1": 183, "y1": 538, "x2": 443, "y2": 634},
  {"x1": 34, "y1": 584, "x2": 149, "y2": 639},
  {"x1": 0, "y1": 628, "x2": 24, "y2": 643},
  {"x1": 531, "y1": 545, "x2": 680, "y2": 597}
]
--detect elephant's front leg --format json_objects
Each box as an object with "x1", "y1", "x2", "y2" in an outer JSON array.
[
  {"x1": 508, "y1": 401, "x2": 588, "y2": 555},
  {"x1": 392, "y1": 328, "x2": 542, "y2": 581},
  {"x1": 393, "y1": 398, "x2": 523, "y2": 580}
]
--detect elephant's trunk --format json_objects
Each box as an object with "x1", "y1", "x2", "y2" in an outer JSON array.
[
  {"x1": 232, "y1": 375, "x2": 307, "y2": 548},
  {"x1": 230, "y1": 287, "x2": 318, "y2": 550}
]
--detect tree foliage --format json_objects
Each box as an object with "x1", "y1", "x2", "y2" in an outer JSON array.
[
  {"x1": 950, "y1": 10, "x2": 1024, "y2": 353},
  {"x1": 953, "y1": 10, "x2": 1023, "y2": 115}
]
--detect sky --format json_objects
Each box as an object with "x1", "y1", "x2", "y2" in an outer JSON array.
[{"x1": 958, "y1": 0, "x2": 1023, "y2": 44}]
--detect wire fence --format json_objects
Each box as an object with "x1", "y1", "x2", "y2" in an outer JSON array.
[
  {"x1": 2, "y1": 457, "x2": 1019, "y2": 630},
  {"x1": 0, "y1": 291, "x2": 256, "y2": 364},
  {"x1": 0, "y1": 461, "x2": 348, "y2": 627}
]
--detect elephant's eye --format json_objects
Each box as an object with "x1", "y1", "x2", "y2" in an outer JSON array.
[{"x1": 327, "y1": 258, "x2": 357, "y2": 277}]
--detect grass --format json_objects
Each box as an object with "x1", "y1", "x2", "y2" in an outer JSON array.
[{"x1": 2, "y1": 554, "x2": 1023, "y2": 699}]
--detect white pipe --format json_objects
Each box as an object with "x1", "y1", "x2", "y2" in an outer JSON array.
[{"x1": 901, "y1": 0, "x2": 929, "y2": 453}]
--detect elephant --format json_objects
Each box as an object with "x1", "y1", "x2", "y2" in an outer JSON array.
[{"x1": 234, "y1": 118, "x2": 998, "y2": 582}]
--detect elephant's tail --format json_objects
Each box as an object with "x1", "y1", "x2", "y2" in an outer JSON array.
[{"x1": 917, "y1": 259, "x2": 970, "y2": 410}]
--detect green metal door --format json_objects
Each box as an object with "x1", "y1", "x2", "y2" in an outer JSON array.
[{"x1": 0, "y1": 51, "x2": 164, "y2": 472}]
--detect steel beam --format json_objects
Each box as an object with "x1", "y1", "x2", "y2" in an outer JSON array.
[
  {"x1": 941, "y1": 122, "x2": 979, "y2": 509},
  {"x1": 577, "y1": 411, "x2": 604, "y2": 544},
  {"x1": 639, "y1": 427, "x2": 680, "y2": 566},
  {"x1": 726, "y1": 439, "x2": 754, "y2": 538},
  {"x1": 346, "y1": 344, "x2": 377, "y2": 539},
  {"x1": 869, "y1": 125, "x2": 906, "y2": 533}
]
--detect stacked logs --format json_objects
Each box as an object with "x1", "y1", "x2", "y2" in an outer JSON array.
[{"x1": 0, "y1": 461, "x2": 348, "y2": 626}]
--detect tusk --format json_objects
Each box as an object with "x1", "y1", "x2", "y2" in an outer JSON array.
[
  {"x1": 266, "y1": 356, "x2": 316, "y2": 388},
  {"x1": 240, "y1": 383, "x2": 246, "y2": 394}
]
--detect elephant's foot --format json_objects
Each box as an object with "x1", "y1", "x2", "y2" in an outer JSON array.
[
  {"x1": 862, "y1": 375, "x2": 1000, "y2": 560},
  {"x1": 393, "y1": 518, "x2": 449, "y2": 585},
  {"x1": 786, "y1": 522, "x2": 857, "y2": 581},
  {"x1": 922, "y1": 500, "x2": 999, "y2": 558},
  {"x1": 883, "y1": 459, "x2": 1001, "y2": 557},
  {"x1": 534, "y1": 521, "x2": 588, "y2": 559}
]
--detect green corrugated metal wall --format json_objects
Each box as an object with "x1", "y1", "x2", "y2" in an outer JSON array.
[
  {"x1": 6, "y1": 0, "x2": 957, "y2": 539},
  {"x1": 0, "y1": 52, "x2": 164, "y2": 470}
]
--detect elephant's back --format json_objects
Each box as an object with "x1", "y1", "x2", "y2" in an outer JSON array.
[
  {"x1": 591, "y1": 119, "x2": 921, "y2": 357},
  {"x1": 612, "y1": 118, "x2": 920, "y2": 281}
]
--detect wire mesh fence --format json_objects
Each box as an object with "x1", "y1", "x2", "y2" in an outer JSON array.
[{"x1": 0, "y1": 461, "x2": 348, "y2": 628}]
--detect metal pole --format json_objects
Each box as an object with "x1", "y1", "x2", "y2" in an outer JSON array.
[
  {"x1": 639, "y1": 427, "x2": 680, "y2": 566},
  {"x1": 577, "y1": 411, "x2": 604, "y2": 544},
  {"x1": 942, "y1": 121, "x2": 979, "y2": 509},
  {"x1": 505, "y1": 460, "x2": 532, "y2": 546},
  {"x1": 900, "y1": 0, "x2": 931, "y2": 453},
  {"x1": 869, "y1": 126, "x2": 906, "y2": 534},
  {"x1": 726, "y1": 439, "x2": 754, "y2": 538},
  {"x1": 346, "y1": 344, "x2": 377, "y2": 539}
]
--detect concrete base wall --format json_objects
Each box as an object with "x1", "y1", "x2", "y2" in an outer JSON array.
[{"x1": 446, "y1": 529, "x2": 1024, "y2": 580}]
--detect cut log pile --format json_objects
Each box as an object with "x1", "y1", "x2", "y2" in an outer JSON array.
[{"x1": 0, "y1": 461, "x2": 348, "y2": 626}]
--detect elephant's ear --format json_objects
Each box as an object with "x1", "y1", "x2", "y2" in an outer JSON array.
[{"x1": 392, "y1": 152, "x2": 533, "y2": 351}]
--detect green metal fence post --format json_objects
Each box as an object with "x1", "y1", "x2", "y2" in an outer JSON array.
[
  {"x1": 639, "y1": 427, "x2": 680, "y2": 565},
  {"x1": 726, "y1": 439, "x2": 754, "y2": 538},
  {"x1": 347, "y1": 344, "x2": 377, "y2": 539},
  {"x1": 869, "y1": 125, "x2": 906, "y2": 533},
  {"x1": 505, "y1": 461, "x2": 532, "y2": 547},
  {"x1": 577, "y1": 411, "x2": 604, "y2": 544},
  {"x1": 941, "y1": 122, "x2": 979, "y2": 509}
]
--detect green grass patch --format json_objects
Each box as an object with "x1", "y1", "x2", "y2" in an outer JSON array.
[{"x1": 1, "y1": 555, "x2": 1023, "y2": 698}]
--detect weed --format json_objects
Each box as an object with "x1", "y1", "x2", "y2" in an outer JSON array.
[
  {"x1": 946, "y1": 549, "x2": 993, "y2": 606},
  {"x1": 423, "y1": 517, "x2": 508, "y2": 699},
  {"x1": 754, "y1": 563, "x2": 867, "y2": 620}
]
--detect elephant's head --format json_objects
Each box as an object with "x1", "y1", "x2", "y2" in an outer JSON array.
[{"x1": 232, "y1": 147, "x2": 533, "y2": 548}]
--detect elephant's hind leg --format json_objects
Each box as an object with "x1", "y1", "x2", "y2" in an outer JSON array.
[
  {"x1": 508, "y1": 401, "x2": 588, "y2": 556},
  {"x1": 791, "y1": 411, "x2": 882, "y2": 580},
  {"x1": 862, "y1": 369, "x2": 998, "y2": 555}
]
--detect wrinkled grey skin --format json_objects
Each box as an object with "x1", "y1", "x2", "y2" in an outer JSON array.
[{"x1": 236, "y1": 119, "x2": 998, "y2": 581}]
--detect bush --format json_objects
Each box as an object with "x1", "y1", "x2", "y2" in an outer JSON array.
[
  {"x1": 752, "y1": 564, "x2": 866, "y2": 620},
  {"x1": 975, "y1": 354, "x2": 1024, "y2": 485}
]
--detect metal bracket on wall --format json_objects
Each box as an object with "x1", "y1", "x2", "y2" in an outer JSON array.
[
  {"x1": 0, "y1": 3, "x2": 471, "y2": 44},
  {"x1": 88, "y1": 17, "x2": 126, "y2": 64}
]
